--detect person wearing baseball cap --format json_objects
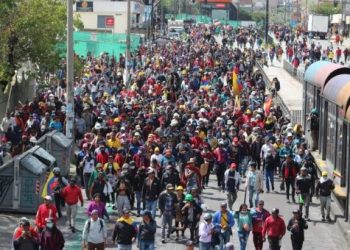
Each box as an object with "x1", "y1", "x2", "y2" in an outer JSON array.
[
  {"x1": 158, "y1": 184, "x2": 178, "y2": 243},
  {"x1": 295, "y1": 166, "x2": 313, "y2": 221},
  {"x1": 142, "y1": 166, "x2": 161, "y2": 218},
  {"x1": 82, "y1": 209, "x2": 107, "y2": 250},
  {"x1": 35, "y1": 195, "x2": 57, "y2": 232},
  {"x1": 199, "y1": 213, "x2": 214, "y2": 249},
  {"x1": 212, "y1": 203, "x2": 235, "y2": 249},
  {"x1": 224, "y1": 163, "x2": 241, "y2": 210},
  {"x1": 316, "y1": 170, "x2": 335, "y2": 222},
  {"x1": 287, "y1": 209, "x2": 308, "y2": 250}
]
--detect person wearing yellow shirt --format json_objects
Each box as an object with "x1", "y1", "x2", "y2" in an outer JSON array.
[{"x1": 107, "y1": 131, "x2": 121, "y2": 151}]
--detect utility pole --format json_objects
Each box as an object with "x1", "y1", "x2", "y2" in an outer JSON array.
[
  {"x1": 126, "y1": 0, "x2": 131, "y2": 85},
  {"x1": 66, "y1": 0, "x2": 74, "y2": 140},
  {"x1": 265, "y1": 0, "x2": 269, "y2": 48}
]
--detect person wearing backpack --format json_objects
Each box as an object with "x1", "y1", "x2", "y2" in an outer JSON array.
[{"x1": 82, "y1": 209, "x2": 107, "y2": 250}]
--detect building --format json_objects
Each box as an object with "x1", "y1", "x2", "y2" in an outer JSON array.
[{"x1": 74, "y1": 0, "x2": 145, "y2": 34}]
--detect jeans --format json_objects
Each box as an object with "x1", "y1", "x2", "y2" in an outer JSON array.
[
  {"x1": 238, "y1": 231, "x2": 250, "y2": 250},
  {"x1": 291, "y1": 235, "x2": 303, "y2": 250},
  {"x1": 135, "y1": 191, "x2": 143, "y2": 214},
  {"x1": 285, "y1": 178, "x2": 295, "y2": 201},
  {"x1": 139, "y1": 240, "x2": 155, "y2": 250},
  {"x1": 265, "y1": 170, "x2": 274, "y2": 191},
  {"x1": 199, "y1": 242, "x2": 211, "y2": 250},
  {"x1": 239, "y1": 156, "x2": 249, "y2": 176},
  {"x1": 66, "y1": 204, "x2": 77, "y2": 227},
  {"x1": 248, "y1": 186, "x2": 259, "y2": 208},
  {"x1": 253, "y1": 231, "x2": 263, "y2": 250},
  {"x1": 117, "y1": 244, "x2": 132, "y2": 250},
  {"x1": 117, "y1": 195, "x2": 130, "y2": 216},
  {"x1": 320, "y1": 195, "x2": 331, "y2": 217},
  {"x1": 146, "y1": 200, "x2": 157, "y2": 218},
  {"x1": 218, "y1": 230, "x2": 231, "y2": 250},
  {"x1": 216, "y1": 163, "x2": 226, "y2": 188},
  {"x1": 268, "y1": 236, "x2": 281, "y2": 250},
  {"x1": 87, "y1": 242, "x2": 105, "y2": 250},
  {"x1": 162, "y1": 213, "x2": 173, "y2": 238},
  {"x1": 226, "y1": 192, "x2": 237, "y2": 210},
  {"x1": 298, "y1": 193, "x2": 310, "y2": 217},
  {"x1": 83, "y1": 173, "x2": 92, "y2": 199}
]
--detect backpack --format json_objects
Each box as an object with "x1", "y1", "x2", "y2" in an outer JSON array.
[{"x1": 87, "y1": 219, "x2": 104, "y2": 233}]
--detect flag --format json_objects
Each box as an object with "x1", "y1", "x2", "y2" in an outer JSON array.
[
  {"x1": 41, "y1": 171, "x2": 56, "y2": 199},
  {"x1": 234, "y1": 95, "x2": 241, "y2": 111},
  {"x1": 151, "y1": 101, "x2": 156, "y2": 113},
  {"x1": 232, "y1": 71, "x2": 240, "y2": 96},
  {"x1": 264, "y1": 97, "x2": 273, "y2": 115}
]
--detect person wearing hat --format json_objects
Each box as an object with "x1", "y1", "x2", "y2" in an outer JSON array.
[
  {"x1": 213, "y1": 140, "x2": 229, "y2": 191},
  {"x1": 287, "y1": 209, "x2": 308, "y2": 250},
  {"x1": 281, "y1": 154, "x2": 299, "y2": 203},
  {"x1": 52, "y1": 167, "x2": 68, "y2": 218},
  {"x1": 175, "y1": 186, "x2": 185, "y2": 240},
  {"x1": 40, "y1": 218, "x2": 65, "y2": 250},
  {"x1": 96, "y1": 144, "x2": 109, "y2": 165},
  {"x1": 82, "y1": 209, "x2": 107, "y2": 250},
  {"x1": 303, "y1": 155, "x2": 318, "y2": 202},
  {"x1": 182, "y1": 158, "x2": 201, "y2": 192},
  {"x1": 198, "y1": 213, "x2": 214, "y2": 250},
  {"x1": 158, "y1": 184, "x2": 178, "y2": 243},
  {"x1": 87, "y1": 163, "x2": 106, "y2": 192},
  {"x1": 316, "y1": 171, "x2": 335, "y2": 222},
  {"x1": 142, "y1": 168, "x2": 161, "y2": 218},
  {"x1": 212, "y1": 203, "x2": 235, "y2": 250},
  {"x1": 112, "y1": 208, "x2": 137, "y2": 250},
  {"x1": 13, "y1": 218, "x2": 39, "y2": 250},
  {"x1": 181, "y1": 194, "x2": 203, "y2": 243},
  {"x1": 251, "y1": 200, "x2": 270, "y2": 250},
  {"x1": 90, "y1": 170, "x2": 108, "y2": 204},
  {"x1": 61, "y1": 177, "x2": 83, "y2": 233},
  {"x1": 150, "y1": 147, "x2": 164, "y2": 167},
  {"x1": 245, "y1": 161, "x2": 264, "y2": 208},
  {"x1": 295, "y1": 166, "x2": 313, "y2": 221},
  {"x1": 224, "y1": 163, "x2": 241, "y2": 210},
  {"x1": 262, "y1": 208, "x2": 286, "y2": 250},
  {"x1": 138, "y1": 210, "x2": 157, "y2": 250},
  {"x1": 35, "y1": 196, "x2": 57, "y2": 232},
  {"x1": 103, "y1": 155, "x2": 119, "y2": 205},
  {"x1": 262, "y1": 148, "x2": 277, "y2": 193},
  {"x1": 49, "y1": 115, "x2": 63, "y2": 132}
]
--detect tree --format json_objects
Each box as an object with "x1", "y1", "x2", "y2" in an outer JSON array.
[
  {"x1": 310, "y1": 2, "x2": 341, "y2": 16},
  {"x1": 0, "y1": 0, "x2": 81, "y2": 90}
]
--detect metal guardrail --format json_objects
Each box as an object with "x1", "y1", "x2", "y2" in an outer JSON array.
[{"x1": 282, "y1": 59, "x2": 305, "y2": 83}]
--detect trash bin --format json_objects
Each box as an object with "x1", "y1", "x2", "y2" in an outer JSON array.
[
  {"x1": 0, "y1": 149, "x2": 50, "y2": 213},
  {"x1": 29, "y1": 146, "x2": 56, "y2": 169},
  {"x1": 36, "y1": 130, "x2": 73, "y2": 176}
]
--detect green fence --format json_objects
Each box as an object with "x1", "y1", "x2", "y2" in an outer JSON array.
[{"x1": 57, "y1": 32, "x2": 142, "y2": 58}]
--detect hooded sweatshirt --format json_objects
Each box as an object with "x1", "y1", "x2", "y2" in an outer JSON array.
[
  {"x1": 316, "y1": 177, "x2": 334, "y2": 197},
  {"x1": 112, "y1": 216, "x2": 136, "y2": 245}
]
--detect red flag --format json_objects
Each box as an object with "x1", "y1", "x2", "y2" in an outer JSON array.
[{"x1": 264, "y1": 97, "x2": 273, "y2": 115}]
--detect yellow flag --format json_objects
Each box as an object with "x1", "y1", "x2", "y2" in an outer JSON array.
[
  {"x1": 41, "y1": 171, "x2": 55, "y2": 199},
  {"x1": 234, "y1": 95, "x2": 241, "y2": 111},
  {"x1": 232, "y1": 71, "x2": 239, "y2": 96}
]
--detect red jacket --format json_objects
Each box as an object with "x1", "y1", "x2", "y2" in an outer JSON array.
[
  {"x1": 96, "y1": 152, "x2": 109, "y2": 165},
  {"x1": 35, "y1": 204, "x2": 57, "y2": 229},
  {"x1": 61, "y1": 185, "x2": 83, "y2": 205},
  {"x1": 262, "y1": 215, "x2": 286, "y2": 238},
  {"x1": 13, "y1": 226, "x2": 39, "y2": 240}
]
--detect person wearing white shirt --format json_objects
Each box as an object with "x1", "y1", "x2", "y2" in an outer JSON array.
[
  {"x1": 199, "y1": 213, "x2": 214, "y2": 250},
  {"x1": 82, "y1": 209, "x2": 107, "y2": 249},
  {"x1": 260, "y1": 138, "x2": 275, "y2": 160}
]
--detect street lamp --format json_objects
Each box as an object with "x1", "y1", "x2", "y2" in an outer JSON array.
[
  {"x1": 66, "y1": 0, "x2": 74, "y2": 140},
  {"x1": 265, "y1": 0, "x2": 269, "y2": 48}
]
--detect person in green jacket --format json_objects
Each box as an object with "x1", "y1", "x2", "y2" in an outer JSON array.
[
  {"x1": 234, "y1": 203, "x2": 252, "y2": 250},
  {"x1": 88, "y1": 163, "x2": 106, "y2": 190}
]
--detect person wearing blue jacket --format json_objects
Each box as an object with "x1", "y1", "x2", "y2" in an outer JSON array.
[{"x1": 212, "y1": 203, "x2": 235, "y2": 250}]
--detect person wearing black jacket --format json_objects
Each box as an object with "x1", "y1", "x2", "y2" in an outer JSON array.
[
  {"x1": 316, "y1": 171, "x2": 335, "y2": 222},
  {"x1": 161, "y1": 165, "x2": 180, "y2": 189},
  {"x1": 251, "y1": 135, "x2": 264, "y2": 170},
  {"x1": 295, "y1": 167, "x2": 313, "y2": 221},
  {"x1": 142, "y1": 168, "x2": 161, "y2": 218},
  {"x1": 262, "y1": 149, "x2": 277, "y2": 192},
  {"x1": 303, "y1": 156, "x2": 318, "y2": 201},
  {"x1": 134, "y1": 167, "x2": 147, "y2": 216},
  {"x1": 112, "y1": 209, "x2": 137, "y2": 249},
  {"x1": 138, "y1": 210, "x2": 157, "y2": 250},
  {"x1": 287, "y1": 209, "x2": 308, "y2": 250}
]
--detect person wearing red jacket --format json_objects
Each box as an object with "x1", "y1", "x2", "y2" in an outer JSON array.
[
  {"x1": 281, "y1": 154, "x2": 299, "y2": 203},
  {"x1": 13, "y1": 218, "x2": 39, "y2": 250},
  {"x1": 190, "y1": 130, "x2": 203, "y2": 149},
  {"x1": 262, "y1": 208, "x2": 286, "y2": 250},
  {"x1": 96, "y1": 145, "x2": 109, "y2": 164},
  {"x1": 61, "y1": 178, "x2": 84, "y2": 233},
  {"x1": 251, "y1": 200, "x2": 270, "y2": 250},
  {"x1": 35, "y1": 195, "x2": 57, "y2": 232}
]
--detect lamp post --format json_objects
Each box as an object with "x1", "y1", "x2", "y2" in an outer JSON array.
[
  {"x1": 125, "y1": 0, "x2": 131, "y2": 85},
  {"x1": 66, "y1": 0, "x2": 74, "y2": 140},
  {"x1": 265, "y1": 0, "x2": 269, "y2": 48}
]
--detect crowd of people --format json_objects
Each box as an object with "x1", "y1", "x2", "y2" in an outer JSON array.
[
  {"x1": 9, "y1": 22, "x2": 336, "y2": 250},
  {"x1": 268, "y1": 25, "x2": 350, "y2": 72}
]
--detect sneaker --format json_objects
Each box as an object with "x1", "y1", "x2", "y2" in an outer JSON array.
[
  {"x1": 327, "y1": 216, "x2": 331, "y2": 222},
  {"x1": 71, "y1": 227, "x2": 76, "y2": 233},
  {"x1": 162, "y1": 239, "x2": 166, "y2": 244},
  {"x1": 322, "y1": 216, "x2": 325, "y2": 222}
]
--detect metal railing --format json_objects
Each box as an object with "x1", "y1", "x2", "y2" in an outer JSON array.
[{"x1": 282, "y1": 59, "x2": 305, "y2": 83}]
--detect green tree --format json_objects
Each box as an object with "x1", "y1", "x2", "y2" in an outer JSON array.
[
  {"x1": 310, "y1": 2, "x2": 341, "y2": 15},
  {"x1": 0, "y1": 0, "x2": 81, "y2": 90}
]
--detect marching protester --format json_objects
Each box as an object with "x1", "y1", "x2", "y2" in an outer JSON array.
[
  {"x1": 251, "y1": 200, "x2": 270, "y2": 250},
  {"x1": 112, "y1": 208, "x2": 137, "y2": 250},
  {"x1": 262, "y1": 208, "x2": 286, "y2": 250},
  {"x1": 234, "y1": 203, "x2": 252, "y2": 250},
  {"x1": 316, "y1": 171, "x2": 335, "y2": 222},
  {"x1": 40, "y1": 218, "x2": 65, "y2": 250},
  {"x1": 295, "y1": 166, "x2": 313, "y2": 221},
  {"x1": 82, "y1": 209, "x2": 107, "y2": 250},
  {"x1": 35, "y1": 196, "x2": 57, "y2": 232},
  {"x1": 224, "y1": 163, "x2": 241, "y2": 210},
  {"x1": 138, "y1": 210, "x2": 157, "y2": 250},
  {"x1": 198, "y1": 213, "x2": 214, "y2": 250},
  {"x1": 12, "y1": 218, "x2": 39, "y2": 250},
  {"x1": 287, "y1": 209, "x2": 308, "y2": 250},
  {"x1": 213, "y1": 203, "x2": 235, "y2": 250},
  {"x1": 245, "y1": 162, "x2": 264, "y2": 208}
]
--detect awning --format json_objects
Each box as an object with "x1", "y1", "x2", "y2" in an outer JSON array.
[
  {"x1": 336, "y1": 83, "x2": 350, "y2": 111},
  {"x1": 322, "y1": 74, "x2": 350, "y2": 104},
  {"x1": 304, "y1": 61, "x2": 350, "y2": 89}
]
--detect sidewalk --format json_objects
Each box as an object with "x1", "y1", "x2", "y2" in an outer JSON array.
[{"x1": 261, "y1": 55, "x2": 350, "y2": 248}]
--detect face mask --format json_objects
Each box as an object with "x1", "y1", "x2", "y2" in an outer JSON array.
[
  {"x1": 46, "y1": 222, "x2": 53, "y2": 229},
  {"x1": 241, "y1": 210, "x2": 248, "y2": 214}
]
